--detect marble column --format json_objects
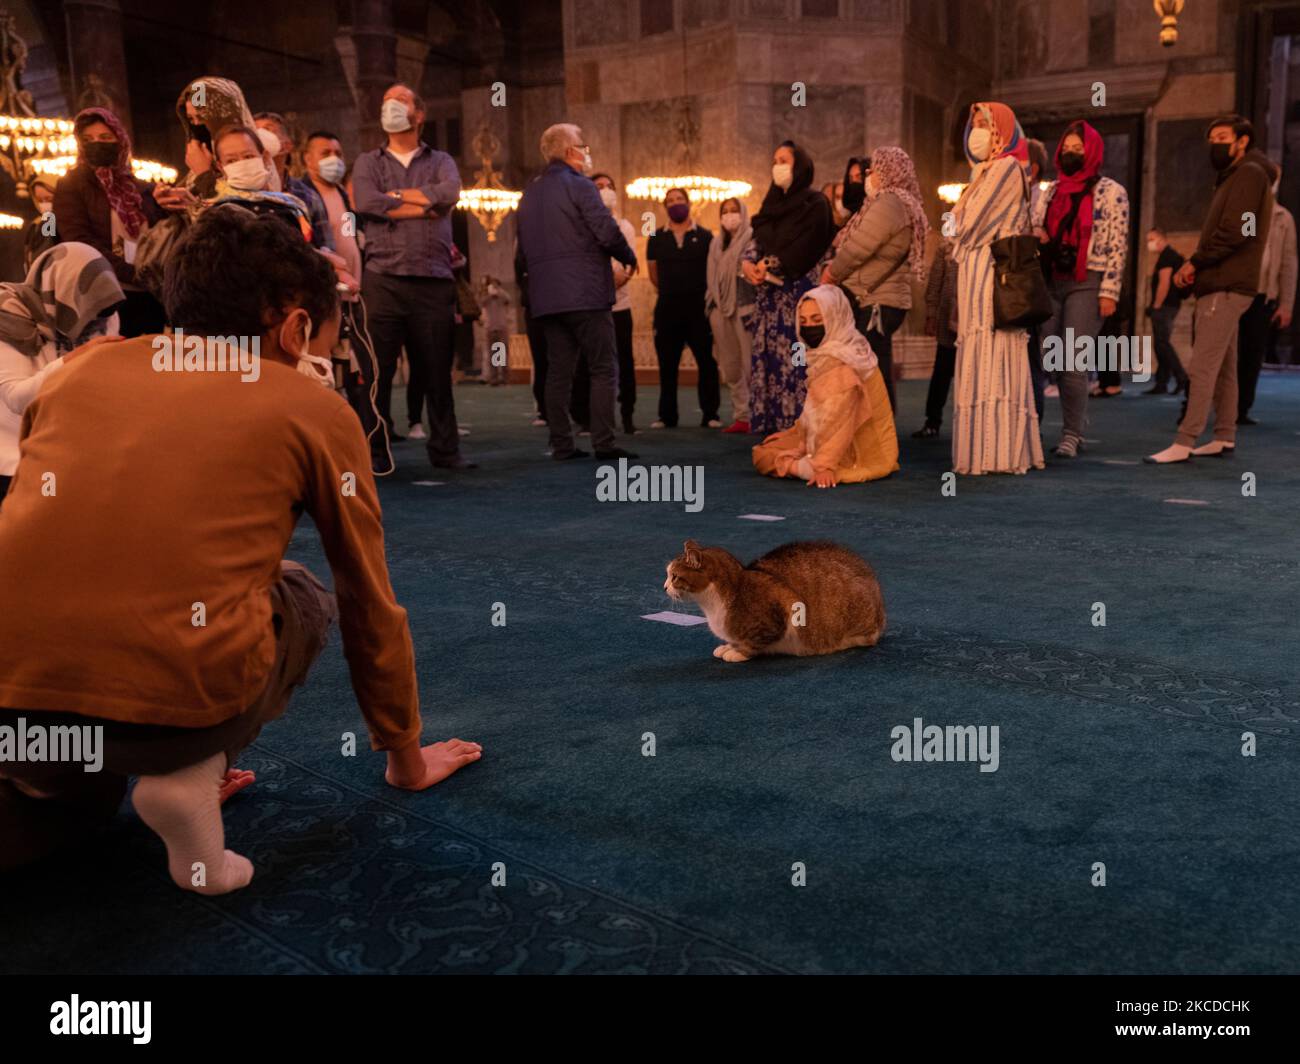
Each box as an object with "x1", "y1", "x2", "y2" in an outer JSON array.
[
  {"x1": 349, "y1": 0, "x2": 397, "y2": 148},
  {"x1": 62, "y1": 0, "x2": 131, "y2": 131}
]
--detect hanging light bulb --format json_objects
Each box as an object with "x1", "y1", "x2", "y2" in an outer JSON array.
[{"x1": 1153, "y1": 0, "x2": 1185, "y2": 48}]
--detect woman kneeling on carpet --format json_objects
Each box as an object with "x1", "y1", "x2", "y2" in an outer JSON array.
[{"x1": 752, "y1": 284, "x2": 899, "y2": 487}]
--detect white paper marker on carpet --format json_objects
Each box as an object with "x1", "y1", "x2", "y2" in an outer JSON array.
[
  {"x1": 1164, "y1": 498, "x2": 1209, "y2": 506},
  {"x1": 1102, "y1": 459, "x2": 1139, "y2": 466},
  {"x1": 642, "y1": 611, "x2": 709, "y2": 626},
  {"x1": 738, "y1": 513, "x2": 785, "y2": 521},
  {"x1": 412, "y1": 480, "x2": 445, "y2": 487}
]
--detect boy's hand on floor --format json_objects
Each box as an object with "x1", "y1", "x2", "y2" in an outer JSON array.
[{"x1": 386, "y1": 739, "x2": 482, "y2": 791}]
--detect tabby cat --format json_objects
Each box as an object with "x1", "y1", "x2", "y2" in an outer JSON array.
[{"x1": 663, "y1": 539, "x2": 886, "y2": 662}]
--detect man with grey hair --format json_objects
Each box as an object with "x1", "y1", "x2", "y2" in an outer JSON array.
[{"x1": 517, "y1": 124, "x2": 640, "y2": 460}]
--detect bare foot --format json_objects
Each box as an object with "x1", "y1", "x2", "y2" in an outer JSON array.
[
  {"x1": 182, "y1": 849, "x2": 255, "y2": 895},
  {"x1": 721, "y1": 647, "x2": 750, "y2": 663},
  {"x1": 386, "y1": 739, "x2": 482, "y2": 791},
  {"x1": 712, "y1": 644, "x2": 733, "y2": 659},
  {"x1": 133, "y1": 754, "x2": 255, "y2": 895},
  {"x1": 218, "y1": 768, "x2": 256, "y2": 804}
]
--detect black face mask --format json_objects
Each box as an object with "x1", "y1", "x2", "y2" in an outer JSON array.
[
  {"x1": 1058, "y1": 151, "x2": 1084, "y2": 177},
  {"x1": 801, "y1": 325, "x2": 826, "y2": 349},
  {"x1": 842, "y1": 180, "x2": 866, "y2": 213},
  {"x1": 1209, "y1": 143, "x2": 1234, "y2": 171},
  {"x1": 83, "y1": 142, "x2": 119, "y2": 168}
]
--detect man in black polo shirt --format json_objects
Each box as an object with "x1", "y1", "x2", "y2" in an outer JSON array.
[
  {"x1": 1145, "y1": 227, "x2": 1189, "y2": 395},
  {"x1": 646, "y1": 188, "x2": 720, "y2": 428}
]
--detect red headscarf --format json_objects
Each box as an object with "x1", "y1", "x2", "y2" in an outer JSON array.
[
  {"x1": 1045, "y1": 119, "x2": 1104, "y2": 282},
  {"x1": 74, "y1": 107, "x2": 148, "y2": 240}
]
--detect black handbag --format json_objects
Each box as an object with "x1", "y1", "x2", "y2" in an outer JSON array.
[{"x1": 990, "y1": 170, "x2": 1052, "y2": 329}]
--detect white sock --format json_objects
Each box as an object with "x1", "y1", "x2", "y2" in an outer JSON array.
[{"x1": 132, "y1": 753, "x2": 254, "y2": 895}]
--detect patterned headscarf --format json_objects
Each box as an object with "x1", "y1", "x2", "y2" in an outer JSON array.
[
  {"x1": 74, "y1": 107, "x2": 147, "y2": 239},
  {"x1": 0, "y1": 243, "x2": 124, "y2": 357},
  {"x1": 174, "y1": 77, "x2": 258, "y2": 192},
  {"x1": 837, "y1": 146, "x2": 930, "y2": 286}
]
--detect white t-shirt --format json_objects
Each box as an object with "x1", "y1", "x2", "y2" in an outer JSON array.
[
  {"x1": 612, "y1": 216, "x2": 637, "y2": 313},
  {"x1": 387, "y1": 146, "x2": 419, "y2": 169}
]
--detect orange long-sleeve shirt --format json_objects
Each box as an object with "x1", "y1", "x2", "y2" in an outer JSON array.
[{"x1": 0, "y1": 335, "x2": 420, "y2": 751}]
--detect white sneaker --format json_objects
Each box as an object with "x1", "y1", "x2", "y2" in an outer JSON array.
[
  {"x1": 531, "y1": 414, "x2": 546, "y2": 426},
  {"x1": 407, "y1": 424, "x2": 427, "y2": 441},
  {"x1": 458, "y1": 427, "x2": 471, "y2": 437},
  {"x1": 650, "y1": 420, "x2": 667, "y2": 429},
  {"x1": 706, "y1": 419, "x2": 722, "y2": 429},
  {"x1": 1044, "y1": 384, "x2": 1060, "y2": 398}
]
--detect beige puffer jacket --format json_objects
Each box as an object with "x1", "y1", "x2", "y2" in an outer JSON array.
[{"x1": 827, "y1": 190, "x2": 913, "y2": 310}]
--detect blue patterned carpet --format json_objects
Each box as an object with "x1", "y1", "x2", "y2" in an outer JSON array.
[{"x1": 3, "y1": 373, "x2": 1299, "y2": 974}]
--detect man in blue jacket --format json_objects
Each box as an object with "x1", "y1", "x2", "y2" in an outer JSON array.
[{"x1": 517, "y1": 123, "x2": 640, "y2": 460}]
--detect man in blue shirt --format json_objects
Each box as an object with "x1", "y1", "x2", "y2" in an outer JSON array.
[
  {"x1": 351, "y1": 83, "x2": 473, "y2": 470},
  {"x1": 517, "y1": 123, "x2": 640, "y2": 460}
]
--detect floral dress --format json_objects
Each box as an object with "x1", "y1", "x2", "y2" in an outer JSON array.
[{"x1": 743, "y1": 243, "x2": 817, "y2": 436}]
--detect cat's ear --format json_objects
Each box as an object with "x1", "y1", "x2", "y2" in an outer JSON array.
[{"x1": 683, "y1": 540, "x2": 702, "y2": 569}]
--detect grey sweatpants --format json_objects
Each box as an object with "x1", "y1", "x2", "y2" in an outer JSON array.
[
  {"x1": 708, "y1": 306, "x2": 752, "y2": 422},
  {"x1": 1176, "y1": 290, "x2": 1253, "y2": 447},
  {"x1": 1042, "y1": 270, "x2": 1103, "y2": 441}
]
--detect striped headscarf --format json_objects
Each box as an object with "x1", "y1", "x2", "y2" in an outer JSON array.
[
  {"x1": 0, "y1": 243, "x2": 124, "y2": 358},
  {"x1": 74, "y1": 107, "x2": 148, "y2": 239}
]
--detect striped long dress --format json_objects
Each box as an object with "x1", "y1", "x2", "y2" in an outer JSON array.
[{"x1": 950, "y1": 156, "x2": 1044, "y2": 475}]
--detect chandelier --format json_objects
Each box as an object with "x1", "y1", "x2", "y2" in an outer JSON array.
[
  {"x1": 27, "y1": 153, "x2": 177, "y2": 184},
  {"x1": 626, "y1": 28, "x2": 751, "y2": 208},
  {"x1": 455, "y1": 128, "x2": 521, "y2": 242},
  {"x1": 625, "y1": 174, "x2": 752, "y2": 204}
]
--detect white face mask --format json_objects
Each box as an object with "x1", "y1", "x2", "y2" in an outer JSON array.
[
  {"x1": 968, "y1": 128, "x2": 992, "y2": 162},
  {"x1": 720, "y1": 211, "x2": 741, "y2": 232},
  {"x1": 1147, "y1": 240, "x2": 1160, "y2": 252},
  {"x1": 381, "y1": 99, "x2": 412, "y2": 133},
  {"x1": 772, "y1": 163, "x2": 793, "y2": 190},
  {"x1": 577, "y1": 149, "x2": 593, "y2": 173},
  {"x1": 599, "y1": 187, "x2": 617, "y2": 210},
  {"x1": 296, "y1": 320, "x2": 333, "y2": 387},
  {"x1": 317, "y1": 156, "x2": 346, "y2": 185},
  {"x1": 223, "y1": 156, "x2": 269, "y2": 191}
]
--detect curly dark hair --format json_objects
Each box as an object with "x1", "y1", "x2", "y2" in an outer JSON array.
[{"x1": 163, "y1": 203, "x2": 339, "y2": 338}]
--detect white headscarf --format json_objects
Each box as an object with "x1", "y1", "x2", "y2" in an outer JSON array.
[{"x1": 796, "y1": 284, "x2": 877, "y2": 380}]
